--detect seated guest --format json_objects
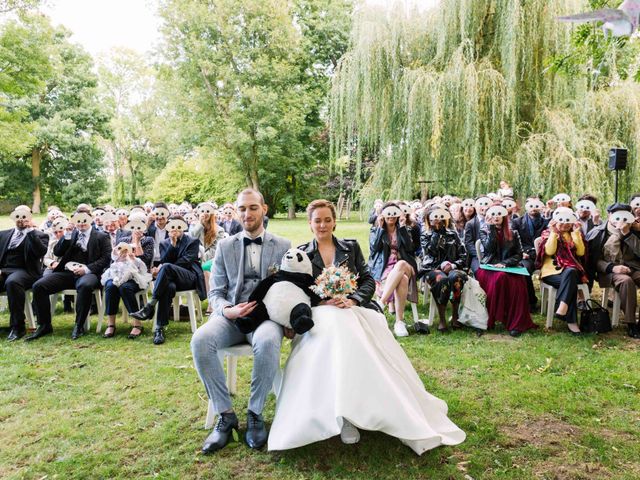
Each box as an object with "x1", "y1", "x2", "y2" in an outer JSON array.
[
  {"x1": 102, "y1": 214, "x2": 155, "y2": 339},
  {"x1": 43, "y1": 217, "x2": 68, "y2": 272},
  {"x1": 219, "y1": 203, "x2": 243, "y2": 235},
  {"x1": 39, "y1": 206, "x2": 62, "y2": 232},
  {"x1": 116, "y1": 208, "x2": 129, "y2": 229},
  {"x1": 0, "y1": 207, "x2": 49, "y2": 341},
  {"x1": 92, "y1": 208, "x2": 106, "y2": 232},
  {"x1": 131, "y1": 216, "x2": 206, "y2": 345},
  {"x1": 631, "y1": 194, "x2": 640, "y2": 226},
  {"x1": 497, "y1": 180, "x2": 513, "y2": 199},
  {"x1": 476, "y1": 205, "x2": 537, "y2": 336},
  {"x1": 147, "y1": 202, "x2": 170, "y2": 266},
  {"x1": 587, "y1": 203, "x2": 640, "y2": 338},
  {"x1": 536, "y1": 208, "x2": 587, "y2": 335},
  {"x1": 502, "y1": 198, "x2": 519, "y2": 220},
  {"x1": 369, "y1": 203, "x2": 419, "y2": 337},
  {"x1": 464, "y1": 196, "x2": 491, "y2": 273},
  {"x1": 420, "y1": 207, "x2": 467, "y2": 332},
  {"x1": 576, "y1": 194, "x2": 601, "y2": 237},
  {"x1": 511, "y1": 197, "x2": 549, "y2": 309},
  {"x1": 28, "y1": 209, "x2": 112, "y2": 340},
  {"x1": 101, "y1": 242, "x2": 153, "y2": 339},
  {"x1": 101, "y1": 213, "x2": 120, "y2": 248},
  {"x1": 189, "y1": 203, "x2": 228, "y2": 313},
  {"x1": 544, "y1": 193, "x2": 572, "y2": 219}
]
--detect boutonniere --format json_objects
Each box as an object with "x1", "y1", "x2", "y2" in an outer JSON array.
[{"x1": 267, "y1": 263, "x2": 280, "y2": 276}]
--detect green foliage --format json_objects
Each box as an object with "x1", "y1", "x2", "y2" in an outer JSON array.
[
  {"x1": 331, "y1": 0, "x2": 640, "y2": 205},
  {"x1": 147, "y1": 151, "x2": 245, "y2": 204},
  {"x1": 157, "y1": 0, "x2": 351, "y2": 214}
]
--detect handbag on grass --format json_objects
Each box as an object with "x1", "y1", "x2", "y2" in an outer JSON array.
[{"x1": 579, "y1": 299, "x2": 612, "y2": 333}]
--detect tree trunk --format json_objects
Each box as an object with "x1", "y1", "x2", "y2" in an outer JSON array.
[
  {"x1": 249, "y1": 125, "x2": 260, "y2": 191},
  {"x1": 287, "y1": 173, "x2": 296, "y2": 219},
  {"x1": 31, "y1": 148, "x2": 41, "y2": 214},
  {"x1": 128, "y1": 157, "x2": 137, "y2": 205}
]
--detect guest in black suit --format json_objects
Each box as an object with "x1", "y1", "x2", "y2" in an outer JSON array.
[
  {"x1": 27, "y1": 210, "x2": 112, "y2": 340},
  {"x1": 464, "y1": 197, "x2": 490, "y2": 273},
  {"x1": 147, "y1": 202, "x2": 170, "y2": 266},
  {"x1": 0, "y1": 207, "x2": 49, "y2": 341},
  {"x1": 511, "y1": 197, "x2": 549, "y2": 308},
  {"x1": 132, "y1": 216, "x2": 205, "y2": 345}
]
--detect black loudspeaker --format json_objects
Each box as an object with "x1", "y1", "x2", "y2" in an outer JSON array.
[{"x1": 609, "y1": 148, "x2": 628, "y2": 171}]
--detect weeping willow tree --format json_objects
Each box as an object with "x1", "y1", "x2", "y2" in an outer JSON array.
[{"x1": 330, "y1": 0, "x2": 640, "y2": 205}]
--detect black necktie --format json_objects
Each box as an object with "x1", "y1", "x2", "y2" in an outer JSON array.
[{"x1": 243, "y1": 237, "x2": 262, "y2": 247}]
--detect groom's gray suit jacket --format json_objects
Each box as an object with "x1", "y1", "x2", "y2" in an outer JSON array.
[{"x1": 209, "y1": 231, "x2": 291, "y2": 317}]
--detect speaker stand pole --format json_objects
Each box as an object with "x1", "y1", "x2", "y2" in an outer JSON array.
[{"x1": 614, "y1": 169, "x2": 619, "y2": 204}]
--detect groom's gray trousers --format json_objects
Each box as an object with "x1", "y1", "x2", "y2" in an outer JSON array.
[{"x1": 191, "y1": 314, "x2": 283, "y2": 415}]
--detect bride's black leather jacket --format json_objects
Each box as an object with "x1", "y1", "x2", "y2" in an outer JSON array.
[{"x1": 298, "y1": 236, "x2": 378, "y2": 310}]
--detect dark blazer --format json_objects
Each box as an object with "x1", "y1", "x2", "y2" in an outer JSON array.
[
  {"x1": 115, "y1": 230, "x2": 155, "y2": 269},
  {"x1": 53, "y1": 228, "x2": 112, "y2": 276},
  {"x1": 480, "y1": 226, "x2": 523, "y2": 267},
  {"x1": 511, "y1": 214, "x2": 549, "y2": 260},
  {"x1": 464, "y1": 216, "x2": 482, "y2": 270},
  {"x1": 368, "y1": 225, "x2": 417, "y2": 281},
  {"x1": 219, "y1": 219, "x2": 242, "y2": 236},
  {"x1": 147, "y1": 222, "x2": 168, "y2": 242},
  {"x1": 298, "y1": 237, "x2": 376, "y2": 308},
  {"x1": 159, "y1": 234, "x2": 206, "y2": 300},
  {"x1": 420, "y1": 228, "x2": 467, "y2": 272},
  {"x1": 0, "y1": 228, "x2": 49, "y2": 277}
]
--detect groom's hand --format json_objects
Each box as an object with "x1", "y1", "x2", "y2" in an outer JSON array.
[
  {"x1": 283, "y1": 327, "x2": 295, "y2": 339},
  {"x1": 223, "y1": 301, "x2": 257, "y2": 320}
]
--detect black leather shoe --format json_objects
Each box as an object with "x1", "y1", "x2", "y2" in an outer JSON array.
[
  {"x1": 25, "y1": 324, "x2": 53, "y2": 341},
  {"x1": 414, "y1": 321, "x2": 430, "y2": 335},
  {"x1": 202, "y1": 412, "x2": 239, "y2": 454},
  {"x1": 153, "y1": 327, "x2": 165, "y2": 345},
  {"x1": 509, "y1": 329, "x2": 522, "y2": 337},
  {"x1": 7, "y1": 326, "x2": 26, "y2": 341},
  {"x1": 71, "y1": 323, "x2": 86, "y2": 340},
  {"x1": 131, "y1": 303, "x2": 155, "y2": 321},
  {"x1": 245, "y1": 410, "x2": 267, "y2": 449}
]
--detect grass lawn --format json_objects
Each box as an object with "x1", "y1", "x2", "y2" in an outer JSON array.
[{"x1": 1, "y1": 216, "x2": 639, "y2": 479}]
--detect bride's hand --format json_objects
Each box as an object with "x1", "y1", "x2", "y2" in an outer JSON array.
[
  {"x1": 323, "y1": 298, "x2": 356, "y2": 309},
  {"x1": 283, "y1": 327, "x2": 295, "y2": 339}
]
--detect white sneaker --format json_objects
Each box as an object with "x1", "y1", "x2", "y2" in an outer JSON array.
[
  {"x1": 394, "y1": 321, "x2": 409, "y2": 337},
  {"x1": 340, "y1": 419, "x2": 360, "y2": 444}
]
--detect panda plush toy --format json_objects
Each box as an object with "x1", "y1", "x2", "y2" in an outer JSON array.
[{"x1": 235, "y1": 248, "x2": 322, "y2": 335}]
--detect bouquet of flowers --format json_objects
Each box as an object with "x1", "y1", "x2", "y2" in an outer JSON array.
[{"x1": 311, "y1": 265, "x2": 358, "y2": 301}]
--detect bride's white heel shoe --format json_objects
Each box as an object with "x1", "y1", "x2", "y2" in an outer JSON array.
[{"x1": 340, "y1": 419, "x2": 360, "y2": 444}]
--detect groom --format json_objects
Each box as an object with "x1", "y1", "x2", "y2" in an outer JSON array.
[{"x1": 191, "y1": 188, "x2": 291, "y2": 453}]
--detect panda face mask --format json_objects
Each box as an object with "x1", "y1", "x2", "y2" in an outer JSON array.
[
  {"x1": 552, "y1": 193, "x2": 571, "y2": 205},
  {"x1": 575, "y1": 200, "x2": 596, "y2": 217},
  {"x1": 198, "y1": 203, "x2": 216, "y2": 216},
  {"x1": 462, "y1": 199, "x2": 475, "y2": 209},
  {"x1": 428, "y1": 208, "x2": 451, "y2": 224},
  {"x1": 124, "y1": 219, "x2": 147, "y2": 233},
  {"x1": 525, "y1": 199, "x2": 545, "y2": 214},
  {"x1": 502, "y1": 199, "x2": 516, "y2": 210},
  {"x1": 609, "y1": 210, "x2": 635, "y2": 228},
  {"x1": 70, "y1": 212, "x2": 92, "y2": 231},
  {"x1": 553, "y1": 208, "x2": 578, "y2": 225},
  {"x1": 166, "y1": 218, "x2": 188, "y2": 235},
  {"x1": 485, "y1": 205, "x2": 508, "y2": 223},
  {"x1": 630, "y1": 198, "x2": 640, "y2": 211},
  {"x1": 280, "y1": 248, "x2": 313, "y2": 276},
  {"x1": 52, "y1": 218, "x2": 69, "y2": 233},
  {"x1": 10, "y1": 207, "x2": 32, "y2": 227},
  {"x1": 475, "y1": 197, "x2": 491, "y2": 213},
  {"x1": 381, "y1": 205, "x2": 402, "y2": 219},
  {"x1": 399, "y1": 204, "x2": 413, "y2": 216}
]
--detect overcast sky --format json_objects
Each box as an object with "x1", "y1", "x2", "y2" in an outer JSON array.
[{"x1": 42, "y1": 0, "x2": 438, "y2": 58}]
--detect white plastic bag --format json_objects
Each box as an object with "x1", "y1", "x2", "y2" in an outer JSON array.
[{"x1": 458, "y1": 277, "x2": 488, "y2": 330}]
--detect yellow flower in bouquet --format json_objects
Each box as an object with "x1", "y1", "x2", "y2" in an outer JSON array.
[{"x1": 311, "y1": 265, "x2": 358, "y2": 300}]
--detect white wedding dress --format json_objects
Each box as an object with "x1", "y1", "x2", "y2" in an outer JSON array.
[{"x1": 268, "y1": 305, "x2": 466, "y2": 455}]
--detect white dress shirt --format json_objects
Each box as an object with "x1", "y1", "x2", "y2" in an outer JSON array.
[{"x1": 243, "y1": 231, "x2": 265, "y2": 273}]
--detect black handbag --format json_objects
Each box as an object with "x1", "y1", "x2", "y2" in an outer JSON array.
[{"x1": 579, "y1": 299, "x2": 612, "y2": 333}]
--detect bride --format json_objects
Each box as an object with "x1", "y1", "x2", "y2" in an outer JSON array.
[{"x1": 268, "y1": 199, "x2": 465, "y2": 455}]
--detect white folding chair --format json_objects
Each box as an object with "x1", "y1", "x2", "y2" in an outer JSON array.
[
  {"x1": 50, "y1": 289, "x2": 104, "y2": 331},
  {"x1": 422, "y1": 279, "x2": 436, "y2": 326},
  {"x1": 600, "y1": 287, "x2": 621, "y2": 327},
  {"x1": 152, "y1": 289, "x2": 203, "y2": 333},
  {"x1": 204, "y1": 344, "x2": 283, "y2": 429},
  {"x1": 0, "y1": 290, "x2": 37, "y2": 330},
  {"x1": 96, "y1": 287, "x2": 151, "y2": 333},
  {"x1": 540, "y1": 282, "x2": 590, "y2": 329}
]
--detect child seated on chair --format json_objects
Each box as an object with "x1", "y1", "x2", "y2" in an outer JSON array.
[{"x1": 100, "y1": 242, "x2": 153, "y2": 340}]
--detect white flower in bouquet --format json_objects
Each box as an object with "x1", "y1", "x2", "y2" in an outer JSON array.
[{"x1": 311, "y1": 265, "x2": 358, "y2": 301}]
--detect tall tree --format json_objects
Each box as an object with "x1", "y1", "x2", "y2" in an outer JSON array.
[
  {"x1": 14, "y1": 14, "x2": 111, "y2": 212},
  {"x1": 330, "y1": 0, "x2": 640, "y2": 204},
  {"x1": 158, "y1": 0, "x2": 351, "y2": 216}
]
